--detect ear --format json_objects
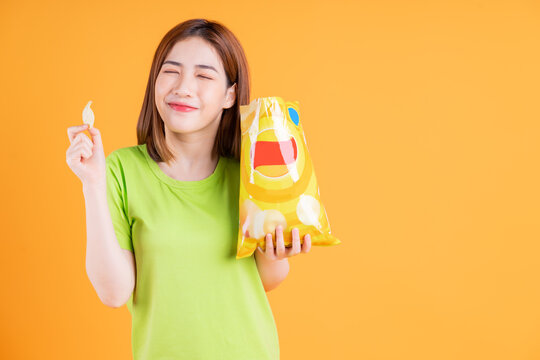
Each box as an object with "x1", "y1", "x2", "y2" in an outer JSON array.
[{"x1": 223, "y1": 82, "x2": 237, "y2": 109}]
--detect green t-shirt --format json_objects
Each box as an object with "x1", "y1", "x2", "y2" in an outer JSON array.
[{"x1": 105, "y1": 143, "x2": 280, "y2": 360}]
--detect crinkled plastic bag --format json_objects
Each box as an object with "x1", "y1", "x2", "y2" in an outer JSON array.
[{"x1": 236, "y1": 96, "x2": 341, "y2": 259}]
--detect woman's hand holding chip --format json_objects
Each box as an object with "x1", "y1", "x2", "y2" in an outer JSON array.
[{"x1": 66, "y1": 124, "x2": 106, "y2": 188}]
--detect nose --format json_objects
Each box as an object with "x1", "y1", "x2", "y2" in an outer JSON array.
[{"x1": 172, "y1": 73, "x2": 197, "y2": 96}]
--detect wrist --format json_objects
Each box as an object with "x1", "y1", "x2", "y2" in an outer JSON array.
[
  {"x1": 255, "y1": 247, "x2": 288, "y2": 264},
  {"x1": 82, "y1": 181, "x2": 106, "y2": 195}
]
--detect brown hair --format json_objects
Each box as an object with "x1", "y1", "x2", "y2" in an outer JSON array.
[{"x1": 136, "y1": 18, "x2": 251, "y2": 164}]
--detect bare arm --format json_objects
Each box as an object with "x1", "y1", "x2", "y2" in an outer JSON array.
[
  {"x1": 83, "y1": 183, "x2": 135, "y2": 308},
  {"x1": 254, "y1": 248, "x2": 289, "y2": 292},
  {"x1": 254, "y1": 226, "x2": 312, "y2": 292}
]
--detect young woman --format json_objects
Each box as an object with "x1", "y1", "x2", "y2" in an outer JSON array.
[{"x1": 65, "y1": 19, "x2": 311, "y2": 359}]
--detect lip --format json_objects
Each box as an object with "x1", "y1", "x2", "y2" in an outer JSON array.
[{"x1": 168, "y1": 102, "x2": 198, "y2": 112}]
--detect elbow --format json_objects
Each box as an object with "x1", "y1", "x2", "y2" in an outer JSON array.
[
  {"x1": 104, "y1": 301, "x2": 121, "y2": 309},
  {"x1": 107, "y1": 301, "x2": 125, "y2": 309},
  {"x1": 264, "y1": 279, "x2": 284, "y2": 292},
  {"x1": 99, "y1": 292, "x2": 123, "y2": 308},
  {"x1": 86, "y1": 269, "x2": 134, "y2": 309},
  {"x1": 90, "y1": 281, "x2": 130, "y2": 308},
  {"x1": 103, "y1": 294, "x2": 129, "y2": 308},
  {"x1": 107, "y1": 288, "x2": 133, "y2": 308},
  {"x1": 263, "y1": 269, "x2": 290, "y2": 292}
]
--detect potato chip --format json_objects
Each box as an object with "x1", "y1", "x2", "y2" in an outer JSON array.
[
  {"x1": 236, "y1": 96, "x2": 341, "y2": 259},
  {"x1": 82, "y1": 100, "x2": 94, "y2": 128}
]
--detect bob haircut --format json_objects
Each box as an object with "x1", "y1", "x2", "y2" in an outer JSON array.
[{"x1": 136, "y1": 18, "x2": 251, "y2": 164}]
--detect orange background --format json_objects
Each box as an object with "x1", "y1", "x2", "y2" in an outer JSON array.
[{"x1": 2, "y1": 0, "x2": 540, "y2": 359}]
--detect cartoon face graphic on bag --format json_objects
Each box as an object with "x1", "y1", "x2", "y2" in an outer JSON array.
[{"x1": 236, "y1": 96, "x2": 341, "y2": 259}]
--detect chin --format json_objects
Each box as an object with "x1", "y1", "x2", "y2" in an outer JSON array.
[{"x1": 167, "y1": 121, "x2": 208, "y2": 134}]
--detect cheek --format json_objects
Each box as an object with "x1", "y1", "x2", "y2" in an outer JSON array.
[
  {"x1": 154, "y1": 90, "x2": 163, "y2": 111},
  {"x1": 200, "y1": 86, "x2": 225, "y2": 107},
  {"x1": 155, "y1": 77, "x2": 171, "y2": 99},
  {"x1": 154, "y1": 83, "x2": 169, "y2": 114},
  {"x1": 154, "y1": 83, "x2": 162, "y2": 101}
]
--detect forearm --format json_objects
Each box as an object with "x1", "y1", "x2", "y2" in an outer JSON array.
[
  {"x1": 83, "y1": 183, "x2": 134, "y2": 307},
  {"x1": 254, "y1": 249, "x2": 290, "y2": 292}
]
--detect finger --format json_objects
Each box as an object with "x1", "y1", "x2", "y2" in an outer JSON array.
[
  {"x1": 80, "y1": 145, "x2": 92, "y2": 160},
  {"x1": 81, "y1": 141, "x2": 94, "y2": 158},
  {"x1": 72, "y1": 133, "x2": 91, "y2": 148},
  {"x1": 71, "y1": 142, "x2": 91, "y2": 160},
  {"x1": 265, "y1": 233, "x2": 275, "y2": 259},
  {"x1": 275, "y1": 225, "x2": 286, "y2": 258},
  {"x1": 67, "y1": 124, "x2": 89, "y2": 143},
  {"x1": 67, "y1": 143, "x2": 86, "y2": 162},
  {"x1": 80, "y1": 133, "x2": 94, "y2": 149},
  {"x1": 302, "y1": 233, "x2": 312, "y2": 253},
  {"x1": 288, "y1": 228, "x2": 301, "y2": 256},
  {"x1": 87, "y1": 126, "x2": 102, "y2": 148},
  {"x1": 71, "y1": 133, "x2": 84, "y2": 147}
]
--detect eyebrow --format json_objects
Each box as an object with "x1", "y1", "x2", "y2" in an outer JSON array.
[{"x1": 162, "y1": 60, "x2": 218, "y2": 73}]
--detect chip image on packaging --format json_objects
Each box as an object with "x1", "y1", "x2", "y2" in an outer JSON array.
[{"x1": 236, "y1": 96, "x2": 341, "y2": 259}]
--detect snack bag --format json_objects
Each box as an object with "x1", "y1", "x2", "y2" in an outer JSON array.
[{"x1": 236, "y1": 96, "x2": 341, "y2": 259}]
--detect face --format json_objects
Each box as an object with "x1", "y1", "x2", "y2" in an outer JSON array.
[{"x1": 154, "y1": 37, "x2": 236, "y2": 139}]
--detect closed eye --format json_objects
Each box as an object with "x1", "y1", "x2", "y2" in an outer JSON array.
[{"x1": 164, "y1": 71, "x2": 212, "y2": 79}]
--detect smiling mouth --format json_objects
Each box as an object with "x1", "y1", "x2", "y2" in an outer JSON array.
[
  {"x1": 168, "y1": 103, "x2": 198, "y2": 112},
  {"x1": 251, "y1": 136, "x2": 297, "y2": 169}
]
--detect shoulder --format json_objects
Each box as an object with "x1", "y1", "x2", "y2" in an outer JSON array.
[
  {"x1": 106, "y1": 145, "x2": 144, "y2": 165},
  {"x1": 105, "y1": 145, "x2": 146, "y2": 182}
]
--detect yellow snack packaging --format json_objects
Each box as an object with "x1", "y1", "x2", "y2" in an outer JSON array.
[{"x1": 236, "y1": 96, "x2": 341, "y2": 259}]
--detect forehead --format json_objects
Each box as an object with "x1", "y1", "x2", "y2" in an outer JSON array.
[{"x1": 163, "y1": 37, "x2": 223, "y2": 72}]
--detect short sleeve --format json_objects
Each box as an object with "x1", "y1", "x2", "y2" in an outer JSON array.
[{"x1": 105, "y1": 152, "x2": 134, "y2": 252}]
